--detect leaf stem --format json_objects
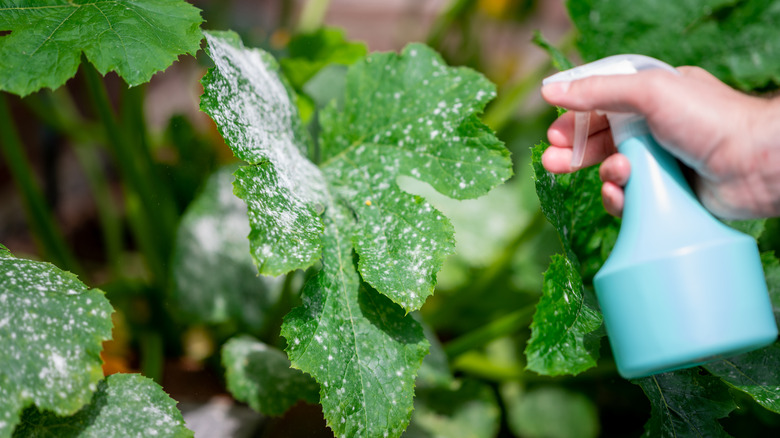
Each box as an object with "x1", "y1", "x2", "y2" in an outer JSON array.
[
  {"x1": 297, "y1": 0, "x2": 331, "y2": 33},
  {"x1": 26, "y1": 89, "x2": 124, "y2": 276},
  {"x1": 0, "y1": 93, "x2": 82, "y2": 274},
  {"x1": 444, "y1": 304, "x2": 535, "y2": 358},
  {"x1": 81, "y1": 61, "x2": 172, "y2": 283}
]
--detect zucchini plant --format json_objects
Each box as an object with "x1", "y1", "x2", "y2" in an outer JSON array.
[{"x1": 3, "y1": 0, "x2": 780, "y2": 437}]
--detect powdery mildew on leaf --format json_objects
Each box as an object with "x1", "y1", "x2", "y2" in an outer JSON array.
[
  {"x1": 0, "y1": 0, "x2": 204, "y2": 96},
  {"x1": 13, "y1": 374, "x2": 192, "y2": 438},
  {"x1": 320, "y1": 44, "x2": 511, "y2": 310},
  {"x1": 0, "y1": 249, "x2": 113, "y2": 437},
  {"x1": 200, "y1": 31, "x2": 327, "y2": 275},
  {"x1": 170, "y1": 165, "x2": 282, "y2": 331},
  {"x1": 525, "y1": 255, "x2": 602, "y2": 376},
  {"x1": 222, "y1": 335, "x2": 319, "y2": 416},
  {"x1": 282, "y1": 204, "x2": 429, "y2": 438}
]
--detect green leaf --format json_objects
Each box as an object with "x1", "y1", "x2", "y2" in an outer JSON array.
[
  {"x1": 201, "y1": 32, "x2": 511, "y2": 437},
  {"x1": 634, "y1": 369, "x2": 736, "y2": 438},
  {"x1": 13, "y1": 373, "x2": 192, "y2": 438},
  {"x1": 0, "y1": 249, "x2": 113, "y2": 437},
  {"x1": 725, "y1": 219, "x2": 766, "y2": 240},
  {"x1": 532, "y1": 31, "x2": 575, "y2": 71},
  {"x1": 404, "y1": 380, "x2": 500, "y2": 438},
  {"x1": 0, "y1": 0, "x2": 203, "y2": 96},
  {"x1": 281, "y1": 204, "x2": 429, "y2": 438},
  {"x1": 705, "y1": 343, "x2": 780, "y2": 414},
  {"x1": 761, "y1": 251, "x2": 780, "y2": 326},
  {"x1": 170, "y1": 165, "x2": 282, "y2": 332},
  {"x1": 320, "y1": 44, "x2": 512, "y2": 310},
  {"x1": 200, "y1": 31, "x2": 328, "y2": 276},
  {"x1": 222, "y1": 335, "x2": 319, "y2": 416},
  {"x1": 280, "y1": 27, "x2": 368, "y2": 91},
  {"x1": 501, "y1": 383, "x2": 599, "y2": 438},
  {"x1": 525, "y1": 255, "x2": 602, "y2": 376},
  {"x1": 531, "y1": 142, "x2": 619, "y2": 277},
  {"x1": 568, "y1": 0, "x2": 780, "y2": 89}
]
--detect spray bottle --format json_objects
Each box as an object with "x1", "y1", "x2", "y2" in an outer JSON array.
[{"x1": 543, "y1": 55, "x2": 778, "y2": 379}]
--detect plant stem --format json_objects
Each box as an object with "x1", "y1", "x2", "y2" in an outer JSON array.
[
  {"x1": 426, "y1": 0, "x2": 477, "y2": 48},
  {"x1": 139, "y1": 330, "x2": 164, "y2": 384},
  {"x1": 81, "y1": 62, "x2": 171, "y2": 283},
  {"x1": 297, "y1": 0, "x2": 331, "y2": 33},
  {"x1": 444, "y1": 304, "x2": 535, "y2": 358},
  {"x1": 0, "y1": 93, "x2": 82, "y2": 274},
  {"x1": 27, "y1": 89, "x2": 124, "y2": 276}
]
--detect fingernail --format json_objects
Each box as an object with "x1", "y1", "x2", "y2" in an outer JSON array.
[{"x1": 541, "y1": 82, "x2": 570, "y2": 99}]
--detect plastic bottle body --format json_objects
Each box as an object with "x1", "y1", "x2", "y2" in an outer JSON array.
[{"x1": 594, "y1": 130, "x2": 778, "y2": 378}]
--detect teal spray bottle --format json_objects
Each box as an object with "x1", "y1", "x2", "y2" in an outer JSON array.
[{"x1": 543, "y1": 55, "x2": 778, "y2": 379}]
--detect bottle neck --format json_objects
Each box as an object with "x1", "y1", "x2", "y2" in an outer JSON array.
[{"x1": 608, "y1": 114, "x2": 650, "y2": 147}]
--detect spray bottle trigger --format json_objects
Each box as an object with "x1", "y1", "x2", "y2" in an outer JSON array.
[{"x1": 572, "y1": 111, "x2": 590, "y2": 169}]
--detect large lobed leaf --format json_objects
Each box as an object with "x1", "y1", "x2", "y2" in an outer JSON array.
[
  {"x1": 13, "y1": 373, "x2": 192, "y2": 437},
  {"x1": 0, "y1": 0, "x2": 203, "y2": 96},
  {"x1": 319, "y1": 43, "x2": 512, "y2": 310},
  {"x1": 281, "y1": 204, "x2": 429, "y2": 438},
  {"x1": 568, "y1": 0, "x2": 780, "y2": 90},
  {"x1": 200, "y1": 30, "x2": 510, "y2": 437},
  {"x1": 0, "y1": 246, "x2": 113, "y2": 437}
]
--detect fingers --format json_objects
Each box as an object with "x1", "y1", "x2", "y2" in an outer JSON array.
[
  {"x1": 542, "y1": 111, "x2": 615, "y2": 173},
  {"x1": 602, "y1": 182, "x2": 625, "y2": 217},
  {"x1": 599, "y1": 153, "x2": 631, "y2": 218}
]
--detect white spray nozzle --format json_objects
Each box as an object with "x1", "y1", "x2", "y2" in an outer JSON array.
[{"x1": 543, "y1": 55, "x2": 678, "y2": 169}]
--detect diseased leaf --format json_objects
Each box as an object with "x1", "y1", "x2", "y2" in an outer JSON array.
[
  {"x1": 200, "y1": 31, "x2": 327, "y2": 275},
  {"x1": 0, "y1": 0, "x2": 203, "y2": 96},
  {"x1": 320, "y1": 44, "x2": 512, "y2": 310},
  {"x1": 0, "y1": 249, "x2": 113, "y2": 437},
  {"x1": 705, "y1": 343, "x2": 780, "y2": 414},
  {"x1": 635, "y1": 369, "x2": 735, "y2": 438},
  {"x1": 568, "y1": 0, "x2": 780, "y2": 89},
  {"x1": 281, "y1": 204, "x2": 429, "y2": 438},
  {"x1": 13, "y1": 374, "x2": 192, "y2": 438},
  {"x1": 280, "y1": 27, "x2": 367, "y2": 91},
  {"x1": 525, "y1": 255, "x2": 602, "y2": 376},
  {"x1": 170, "y1": 165, "x2": 282, "y2": 332},
  {"x1": 201, "y1": 32, "x2": 510, "y2": 438},
  {"x1": 222, "y1": 335, "x2": 319, "y2": 416},
  {"x1": 405, "y1": 380, "x2": 500, "y2": 438}
]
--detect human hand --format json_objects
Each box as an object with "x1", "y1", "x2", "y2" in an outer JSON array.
[{"x1": 540, "y1": 66, "x2": 780, "y2": 219}]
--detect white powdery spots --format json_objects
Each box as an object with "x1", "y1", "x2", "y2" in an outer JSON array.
[
  {"x1": 203, "y1": 32, "x2": 329, "y2": 274},
  {"x1": 317, "y1": 43, "x2": 509, "y2": 312},
  {"x1": 203, "y1": 32, "x2": 327, "y2": 204},
  {"x1": 281, "y1": 212, "x2": 428, "y2": 438},
  {"x1": 0, "y1": 252, "x2": 113, "y2": 417}
]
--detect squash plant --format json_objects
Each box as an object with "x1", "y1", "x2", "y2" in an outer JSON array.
[{"x1": 3, "y1": 0, "x2": 780, "y2": 437}]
